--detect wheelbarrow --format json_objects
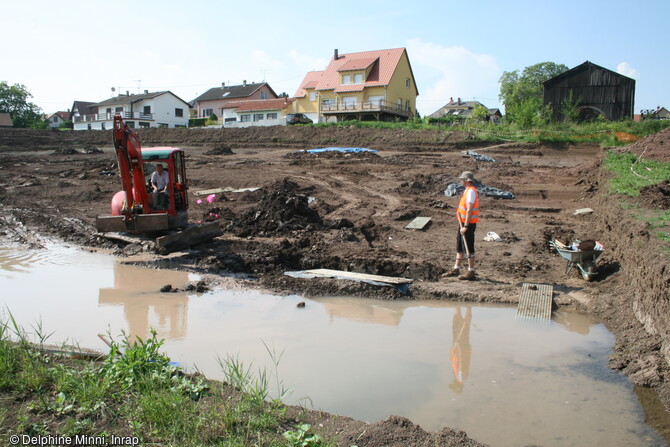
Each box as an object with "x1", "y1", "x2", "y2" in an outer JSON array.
[{"x1": 550, "y1": 240, "x2": 604, "y2": 281}]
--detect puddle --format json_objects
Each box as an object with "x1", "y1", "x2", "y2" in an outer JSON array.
[{"x1": 0, "y1": 244, "x2": 667, "y2": 447}]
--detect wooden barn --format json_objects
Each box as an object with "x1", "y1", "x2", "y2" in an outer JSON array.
[{"x1": 543, "y1": 61, "x2": 635, "y2": 121}]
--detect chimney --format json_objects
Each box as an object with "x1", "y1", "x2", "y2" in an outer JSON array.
[
  {"x1": 458, "y1": 97, "x2": 461, "y2": 105},
  {"x1": 126, "y1": 91, "x2": 129, "y2": 96},
  {"x1": 449, "y1": 97, "x2": 453, "y2": 104},
  {"x1": 221, "y1": 82, "x2": 225, "y2": 87},
  {"x1": 243, "y1": 80, "x2": 247, "y2": 86},
  {"x1": 334, "y1": 49, "x2": 339, "y2": 60},
  {"x1": 144, "y1": 90, "x2": 148, "y2": 94}
]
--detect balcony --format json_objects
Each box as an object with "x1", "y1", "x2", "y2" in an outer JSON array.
[
  {"x1": 73, "y1": 111, "x2": 154, "y2": 123},
  {"x1": 321, "y1": 100, "x2": 413, "y2": 121}
]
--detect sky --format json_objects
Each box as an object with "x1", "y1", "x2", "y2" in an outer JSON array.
[{"x1": 2, "y1": 0, "x2": 669, "y2": 117}]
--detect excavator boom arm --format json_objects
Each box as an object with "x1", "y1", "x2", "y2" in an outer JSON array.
[{"x1": 113, "y1": 116, "x2": 150, "y2": 216}]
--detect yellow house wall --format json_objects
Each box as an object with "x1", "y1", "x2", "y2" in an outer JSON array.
[
  {"x1": 289, "y1": 90, "x2": 319, "y2": 116},
  {"x1": 385, "y1": 52, "x2": 418, "y2": 112}
]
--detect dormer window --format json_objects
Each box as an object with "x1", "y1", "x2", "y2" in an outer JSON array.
[
  {"x1": 354, "y1": 73, "x2": 363, "y2": 83},
  {"x1": 342, "y1": 74, "x2": 351, "y2": 84}
]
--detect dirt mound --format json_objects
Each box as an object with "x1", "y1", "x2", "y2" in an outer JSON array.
[
  {"x1": 639, "y1": 180, "x2": 670, "y2": 209},
  {"x1": 52, "y1": 147, "x2": 80, "y2": 155},
  {"x1": 205, "y1": 145, "x2": 234, "y2": 155},
  {"x1": 396, "y1": 173, "x2": 451, "y2": 196},
  {"x1": 620, "y1": 127, "x2": 670, "y2": 162},
  {"x1": 231, "y1": 178, "x2": 322, "y2": 237}
]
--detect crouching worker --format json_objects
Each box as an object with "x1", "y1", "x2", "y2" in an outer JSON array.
[
  {"x1": 151, "y1": 163, "x2": 169, "y2": 209},
  {"x1": 444, "y1": 171, "x2": 479, "y2": 281}
]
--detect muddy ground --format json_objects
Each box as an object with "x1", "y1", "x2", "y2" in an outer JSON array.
[{"x1": 1, "y1": 126, "x2": 669, "y2": 446}]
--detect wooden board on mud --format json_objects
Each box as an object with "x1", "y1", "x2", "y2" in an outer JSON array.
[{"x1": 516, "y1": 283, "x2": 553, "y2": 319}]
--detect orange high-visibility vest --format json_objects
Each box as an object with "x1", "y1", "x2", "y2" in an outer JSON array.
[{"x1": 457, "y1": 186, "x2": 479, "y2": 224}]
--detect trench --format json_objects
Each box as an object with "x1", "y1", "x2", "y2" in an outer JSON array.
[{"x1": 1, "y1": 243, "x2": 668, "y2": 447}]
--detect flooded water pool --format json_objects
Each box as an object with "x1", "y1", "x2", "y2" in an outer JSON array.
[{"x1": 0, "y1": 243, "x2": 667, "y2": 446}]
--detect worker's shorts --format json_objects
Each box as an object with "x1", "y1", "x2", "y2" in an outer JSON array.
[{"x1": 456, "y1": 223, "x2": 476, "y2": 257}]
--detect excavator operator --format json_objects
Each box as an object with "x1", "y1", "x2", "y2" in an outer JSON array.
[{"x1": 150, "y1": 163, "x2": 169, "y2": 209}]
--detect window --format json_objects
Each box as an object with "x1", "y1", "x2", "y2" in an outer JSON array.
[
  {"x1": 406, "y1": 100, "x2": 410, "y2": 110},
  {"x1": 106, "y1": 108, "x2": 112, "y2": 114},
  {"x1": 354, "y1": 73, "x2": 363, "y2": 83},
  {"x1": 175, "y1": 108, "x2": 183, "y2": 117},
  {"x1": 253, "y1": 113, "x2": 264, "y2": 122},
  {"x1": 260, "y1": 91, "x2": 268, "y2": 99},
  {"x1": 342, "y1": 74, "x2": 351, "y2": 84},
  {"x1": 343, "y1": 97, "x2": 357, "y2": 107},
  {"x1": 158, "y1": 123, "x2": 168, "y2": 128},
  {"x1": 309, "y1": 91, "x2": 316, "y2": 101},
  {"x1": 322, "y1": 99, "x2": 336, "y2": 109},
  {"x1": 240, "y1": 115, "x2": 251, "y2": 122},
  {"x1": 406, "y1": 78, "x2": 410, "y2": 88},
  {"x1": 143, "y1": 106, "x2": 151, "y2": 114},
  {"x1": 139, "y1": 122, "x2": 150, "y2": 128},
  {"x1": 115, "y1": 107, "x2": 123, "y2": 112},
  {"x1": 267, "y1": 113, "x2": 277, "y2": 120},
  {"x1": 126, "y1": 121, "x2": 135, "y2": 128},
  {"x1": 202, "y1": 108, "x2": 213, "y2": 118}
]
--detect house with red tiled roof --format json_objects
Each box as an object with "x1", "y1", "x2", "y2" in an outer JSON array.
[
  {"x1": 220, "y1": 98, "x2": 295, "y2": 127},
  {"x1": 291, "y1": 48, "x2": 419, "y2": 123},
  {"x1": 192, "y1": 81, "x2": 279, "y2": 120}
]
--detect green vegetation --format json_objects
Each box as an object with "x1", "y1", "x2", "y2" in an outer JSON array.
[
  {"x1": 604, "y1": 152, "x2": 670, "y2": 196},
  {"x1": 0, "y1": 81, "x2": 45, "y2": 128},
  {"x1": 0, "y1": 313, "x2": 333, "y2": 446},
  {"x1": 604, "y1": 152, "x2": 670, "y2": 241}
]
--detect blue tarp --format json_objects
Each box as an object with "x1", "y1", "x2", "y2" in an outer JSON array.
[{"x1": 305, "y1": 147, "x2": 378, "y2": 153}]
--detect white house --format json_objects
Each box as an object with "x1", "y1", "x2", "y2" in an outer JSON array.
[
  {"x1": 73, "y1": 90, "x2": 190, "y2": 130},
  {"x1": 221, "y1": 98, "x2": 295, "y2": 127},
  {"x1": 45, "y1": 111, "x2": 70, "y2": 128}
]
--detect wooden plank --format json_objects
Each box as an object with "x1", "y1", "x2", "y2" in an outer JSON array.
[
  {"x1": 300, "y1": 268, "x2": 413, "y2": 285},
  {"x1": 405, "y1": 216, "x2": 432, "y2": 230},
  {"x1": 516, "y1": 283, "x2": 554, "y2": 319},
  {"x1": 193, "y1": 187, "x2": 260, "y2": 196}
]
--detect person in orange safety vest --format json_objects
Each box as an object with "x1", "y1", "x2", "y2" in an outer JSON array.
[{"x1": 443, "y1": 171, "x2": 479, "y2": 280}]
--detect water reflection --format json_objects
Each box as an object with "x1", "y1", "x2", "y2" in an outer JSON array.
[
  {"x1": 98, "y1": 263, "x2": 190, "y2": 340},
  {"x1": 322, "y1": 298, "x2": 403, "y2": 326},
  {"x1": 449, "y1": 307, "x2": 472, "y2": 394}
]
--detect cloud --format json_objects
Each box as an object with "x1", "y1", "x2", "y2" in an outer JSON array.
[
  {"x1": 288, "y1": 50, "x2": 330, "y2": 73},
  {"x1": 406, "y1": 38, "x2": 501, "y2": 115},
  {"x1": 617, "y1": 62, "x2": 638, "y2": 79}
]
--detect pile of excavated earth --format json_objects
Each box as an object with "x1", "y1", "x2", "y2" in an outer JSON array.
[{"x1": 1, "y1": 125, "x2": 669, "y2": 446}]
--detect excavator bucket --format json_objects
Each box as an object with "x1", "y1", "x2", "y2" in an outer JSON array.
[
  {"x1": 96, "y1": 214, "x2": 169, "y2": 233},
  {"x1": 155, "y1": 222, "x2": 223, "y2": 253}
]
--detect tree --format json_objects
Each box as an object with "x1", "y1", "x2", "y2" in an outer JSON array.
[
  {"x1": 498, "y1": 62, "x2": 568, "y2": 124},
  {"x1": 0, "y1": 81, "x2": 44, "y2": 128}
]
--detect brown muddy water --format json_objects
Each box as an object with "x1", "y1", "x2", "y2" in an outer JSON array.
[{"x1": 1, "y1": 243, "x2": 667, "y2": 447}]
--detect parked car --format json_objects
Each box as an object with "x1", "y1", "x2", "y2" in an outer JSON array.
[{"x1": 286, "y1": 113, "x2": 313, "y2": 125}]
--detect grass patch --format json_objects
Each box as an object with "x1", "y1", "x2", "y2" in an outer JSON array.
[
  {"x1": 604, "y1": 152, "x2": 670, "y2": 196},
  {"x1": 0, "y1": 315, "x2": 331, "y2": 447}
]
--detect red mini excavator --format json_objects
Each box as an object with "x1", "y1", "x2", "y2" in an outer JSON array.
[{"x1": 96, "y1": 116, "x2": 221, "y2": 252}]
